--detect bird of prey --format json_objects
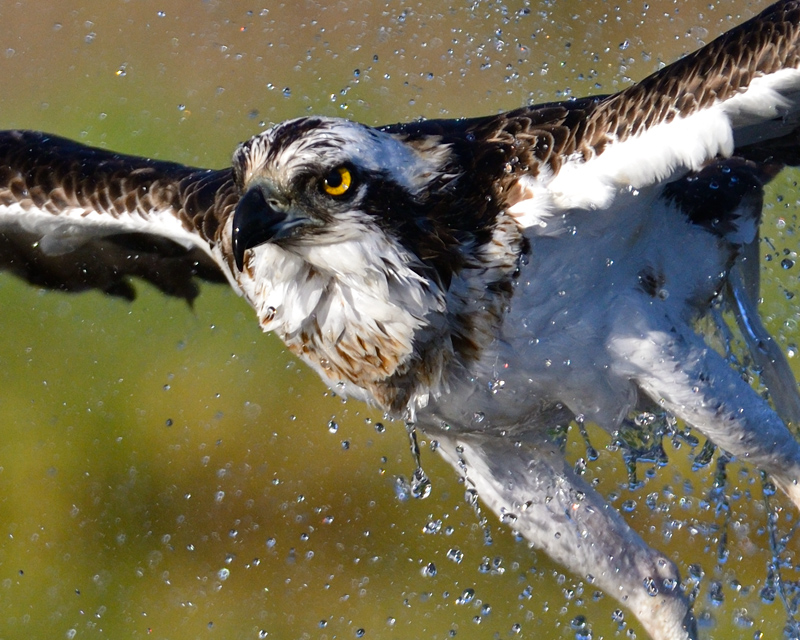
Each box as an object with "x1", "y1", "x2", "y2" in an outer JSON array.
[{"x1": 2, "y1": 1, "x2": 800, "y2": 638}]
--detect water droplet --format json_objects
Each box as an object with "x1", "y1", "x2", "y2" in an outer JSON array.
[
  {"x1": 709, "y1": 580, "x2": 724, "y2": 606},
  {"x1": 733, "y1": 610, "x2": 753, "y2": 628},
  {"x1": 447, "y1": 548, "x2": 464, "y2": 563},
  {"x1": 687, "y1": 563, "x2": 704, "y2": 582},
  {"x1": 500, "y1": 511, "x2": 518, "y2": 524},
  {"x1": 411, "y1": 466, "x2": 431, "y2": 499},
  {"x1": 423, "y1": 519, "x2": 442, "y2": 534},
  {"x1": 572, "y1": 615, "x2": 587, "y2": 630},
  {"x1": 643, "y1": 577, "x2": 658, "y2": 596}
]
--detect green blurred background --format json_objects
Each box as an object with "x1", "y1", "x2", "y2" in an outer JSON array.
[{"x1": 0, "y1": 1, "x2": 796, "y2": 638}]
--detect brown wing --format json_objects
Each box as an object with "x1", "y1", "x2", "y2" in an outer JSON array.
[
  {"x1": 0, "y1": 130, "x2": 239, "y2": 301},
  {"x1": 389, "y1": 0, "x2": 800, "y2": 199},
  {"x1": 587, "y1": 0, "x2": 800, "y2": 149}
]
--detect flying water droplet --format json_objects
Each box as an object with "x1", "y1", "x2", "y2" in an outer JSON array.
[
  {"x1": 447, "y1": 548, "x2": 464, "y2": 563},
  {"x1": 405, "y1": 422, "x2": 432, "y2": 499},
  {"x1": 456, "y1": 588, "x2": 475, "y2": 605},
  {"x1": 411, "y1": 466, "x2": 431, "y2": 499},
  {"x1": 394, "y1": 476, "x2": 411, "y2": 501},
  {"x1": 423, "y1": 519, "x2": 442, "y2": 534}
]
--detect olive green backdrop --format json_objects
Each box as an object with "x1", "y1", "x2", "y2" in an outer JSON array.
[{"x1": 0, "y1": 1, "x2": 795, "y2": 638}]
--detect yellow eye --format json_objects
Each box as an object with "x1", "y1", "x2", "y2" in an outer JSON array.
[{"x1": 322, "y1": 166, "x2": 352, "y2": 196}]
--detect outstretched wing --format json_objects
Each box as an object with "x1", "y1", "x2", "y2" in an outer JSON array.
[
  {"x1": 0, "y1": 130, "x2": 239, "y2": 302},
  {"x1": 389, "y1": 1, "x2": 800, "y2": 220},
  {"x1": 559, "y1": 0, "x2": 800, "y2": 200}
]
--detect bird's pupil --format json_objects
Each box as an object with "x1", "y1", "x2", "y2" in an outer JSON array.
[{"x1": 326, "y1": 170, "x2": 342, "y2": 188}]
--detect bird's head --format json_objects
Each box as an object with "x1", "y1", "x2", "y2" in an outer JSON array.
[{"x1": 230, "y1": 116, "x2": 456, "y2": 274}]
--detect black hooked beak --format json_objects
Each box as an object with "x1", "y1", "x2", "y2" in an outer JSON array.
[{"x1": 231, "y1": 187, "x2": 288, "y2": 271}]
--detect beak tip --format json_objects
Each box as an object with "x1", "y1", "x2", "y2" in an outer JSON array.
[{"x1": 232, "y1": 234, "x2": 246, "y2": 272}]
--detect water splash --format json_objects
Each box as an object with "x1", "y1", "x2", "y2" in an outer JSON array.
[
  {"x1": 405, "y1": 422, "x2": 432, "y2": 499},
  {"x1": 761, "y1": 470, "x2": 800, "y2": 633}
]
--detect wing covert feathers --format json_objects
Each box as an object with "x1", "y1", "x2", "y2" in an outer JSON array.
[
  {"x1": 391, "y1": 1, "x2": 800, "y2": 186},
  {"x1": 590, "y1": 0, "x2": 800, "y2": 146}
]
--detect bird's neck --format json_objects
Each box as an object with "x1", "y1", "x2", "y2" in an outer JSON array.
[{"x1": 241, "y1": 214, "x2": 525, "y2": 415}]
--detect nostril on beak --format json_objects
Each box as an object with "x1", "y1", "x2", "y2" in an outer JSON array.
[{"x1": 231, "y1": 187, "x2": 288, "y2": 271}]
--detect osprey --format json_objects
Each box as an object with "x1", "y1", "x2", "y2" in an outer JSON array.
[{"x1": 2, "y1": 2, "x2": 800, "y2": 638}]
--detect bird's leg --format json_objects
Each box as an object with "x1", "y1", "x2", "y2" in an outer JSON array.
[
  {"x1": 434, "y1": 431, "x2": 698, "y2": 640},
  {"x1": 611, "y1": 322, "x2": 800, "y2": 510}
]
